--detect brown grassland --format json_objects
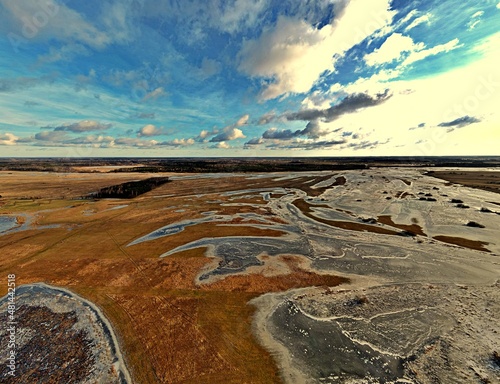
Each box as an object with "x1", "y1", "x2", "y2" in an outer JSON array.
[
  {"x1": 428, "y1": 170, "x2": 500, "y2": 196},
  {"x1": 0, "y1": 171, "x2": 349, "y2": 383}
]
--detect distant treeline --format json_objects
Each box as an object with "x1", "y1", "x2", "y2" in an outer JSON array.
[
  {"x1": 110, "y1": 161, "x2": 367, "y2": 173},
  {"x1": 86, "y1": 177, "x2": 169, "y2": 199},
  {"x1": 1, "y1": 156, "x2": 500, "y2": 173}
]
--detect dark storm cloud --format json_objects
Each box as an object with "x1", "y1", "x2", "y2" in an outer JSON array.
[
  {"x1": 285, "y1": 90, "x2": 392, "y2": 123},
  {"x1": 257, "y1": 111, "x2": 277, "y2": 125},
  {"x1": 262, "y1": 120, "x2": 327, "y2": 140},
  {"x1": 438, "y1": 115, "x2": 481, "y2": 128},
  {"x1": 244, "y1": 137, "x2": 264, "y2": 145}
]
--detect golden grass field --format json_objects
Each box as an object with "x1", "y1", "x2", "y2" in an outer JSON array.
[{"x1": 0, "y1": 171, "x2": 349, "y2": 383}]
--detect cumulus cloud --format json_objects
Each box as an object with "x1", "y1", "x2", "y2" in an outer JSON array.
[
  {"x1": 212, "y1": 141, "x2": 230, "y2": 149},
  {"x1": 238, "y1": 17, "x2": 334, "y2": 101},
  {"x1": 210, "y1": 127, "x2": 246, "y2": 142},
  {"x1": 244, "y1": 137, "x2": 264, "y2": 146},
  {"x1": 262, "y1": 120, "x2": 327, "y2": 141},
  {"x1": 209, "y1": 114, "x2": 248, "y2": 142},
  {"x1": 364, "y1": 33, "x2": 423, "y2": 66},
  {"x1": 137, "y1": 124, "x2": 173, "y2": 137},
  {"x1": 364, "y1": 33, "x2": 461, "y2": 68},
  {"x1": 262, "y1": 127, "x2": 297, "y2": 140},
  {"x1": 254, "y1": 92, "x2": 390, "y2": 143},
  {"x1": 286, "y1": 91, "x2": 392, "y2": 123},
  {"x1": 238, "y1": 0, "x2": 394, "y2": 100},
  {"x1": 160, "y1": 138, "x2": 195, "y2": 147},
  {"x1": 52, "y1": 120, "x2": 112, "y2": 133},
  {"x1": 0, "y1": 132, "x2": 19, "y2": 145},
  {"x1": 194, "y1": 129, "x2": 217, "y2": 142},
  {"x1": 438, "y1": 115, "x2": 481, "y2": 129}
]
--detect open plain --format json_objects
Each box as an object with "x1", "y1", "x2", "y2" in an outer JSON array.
[{"x1": 1, "y1": 164, "x2": 499, "y2": 383}]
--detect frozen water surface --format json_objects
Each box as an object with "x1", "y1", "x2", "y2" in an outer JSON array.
[
  {"x1": 125, "y1": 168, "x2": 500, "y2": 383},
  {"x1": 0, "y1": 216, "x2": 17, "y2": 234}
]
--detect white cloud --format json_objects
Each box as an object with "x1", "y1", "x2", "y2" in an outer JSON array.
[
  {"x1": 235, "y1": 114, "x2": 249, "y2": 126},
  {"x1": 238, "y1": 17, "x2": 336, "y2": 101},
  {"x1": 137, "y1": 124, "x2": 164, "y2": 137},
  {"x1": 0, "y1": 132, "x2": 18, "y2": 145},
  {"x1": 467, "y1": 10, "x2": 484, "y2": 30},
  {"x1": 364, "y1": 33, "x2": 423, "y2": 66},
  {"x1": 210, "y1": 127, "x2": 246, "y2": 142},
  {"x1": 364, "y1": 33, "x2": 460, "y2": 68},
  {"x1": 196, "y1": 129, "x2": 211, "y2": 140},
  {"x1": 209, "y1": 115, "x2": 248, "y2": 142},
  {"x1": 115, "y1": 137, "x2": 158, "y2": 147},
  {"x1": 163, "y1": 138, "x2": 195, "y2": 147},
  {"x1": 404, "y1": 13, "x2": 432, "y2": 31},
  {"x1": 402, "y1": 38, "x2": 461, "y2": 66},
  {"x1": 214, "y1": 141, "x2": 230, "y2": 149},
  {"x1": 65, "y1": 135, "x2": 115, "y2": 147},
  {"x1": 309, "y1": 43, "x2": 500, "y2": 156},
  {"x1": 238, "y1": 0, "x2": 394, "y2": 100},
  {"x1": 141, "y1": 87, "x2": 166, "y2": 102}
]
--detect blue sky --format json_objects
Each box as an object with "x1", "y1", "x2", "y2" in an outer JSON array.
[{"x1": 0, "y1": 0, "x2": 499, "y2": 157}]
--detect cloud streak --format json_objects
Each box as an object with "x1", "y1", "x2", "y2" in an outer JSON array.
[
  {"x1": 438, "y1": 116, "x2": 481, "y2": 128},
  {"x1": 52, "y1": 120, "x2": 112, "y2": 133}
]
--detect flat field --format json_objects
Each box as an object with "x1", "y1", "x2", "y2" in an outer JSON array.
[{"x1": 1, "y1": 167, "x2": 499, "y2": 383}]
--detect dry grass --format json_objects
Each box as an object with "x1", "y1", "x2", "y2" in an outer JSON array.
[
  {"x1": 203, "y1": 255, "x2": 348, "y2": 294},
  {"x1": 433, "y1": 235, "x2": 491, "y2": 252},
  {"x1": 428, "y1": 171, "x2": 500, "y2": 195},
  {"x1": 378, "y1": 215, "x2": 426, "y2": 236},
  {"x1": 0, "y1": 171, "x2": 349, "y2": 384},
  {"x1": 293, "y1": 199, "x2": 401, "y2": 236}
]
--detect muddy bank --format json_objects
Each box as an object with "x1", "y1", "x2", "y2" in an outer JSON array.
[{"x1": 0, "y1": 283, "x2": 131, "y2": 384}]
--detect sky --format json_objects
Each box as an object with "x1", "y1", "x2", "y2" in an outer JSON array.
[{"x1": 0, "y1": 0, "x2": 499, "y2": 157}]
